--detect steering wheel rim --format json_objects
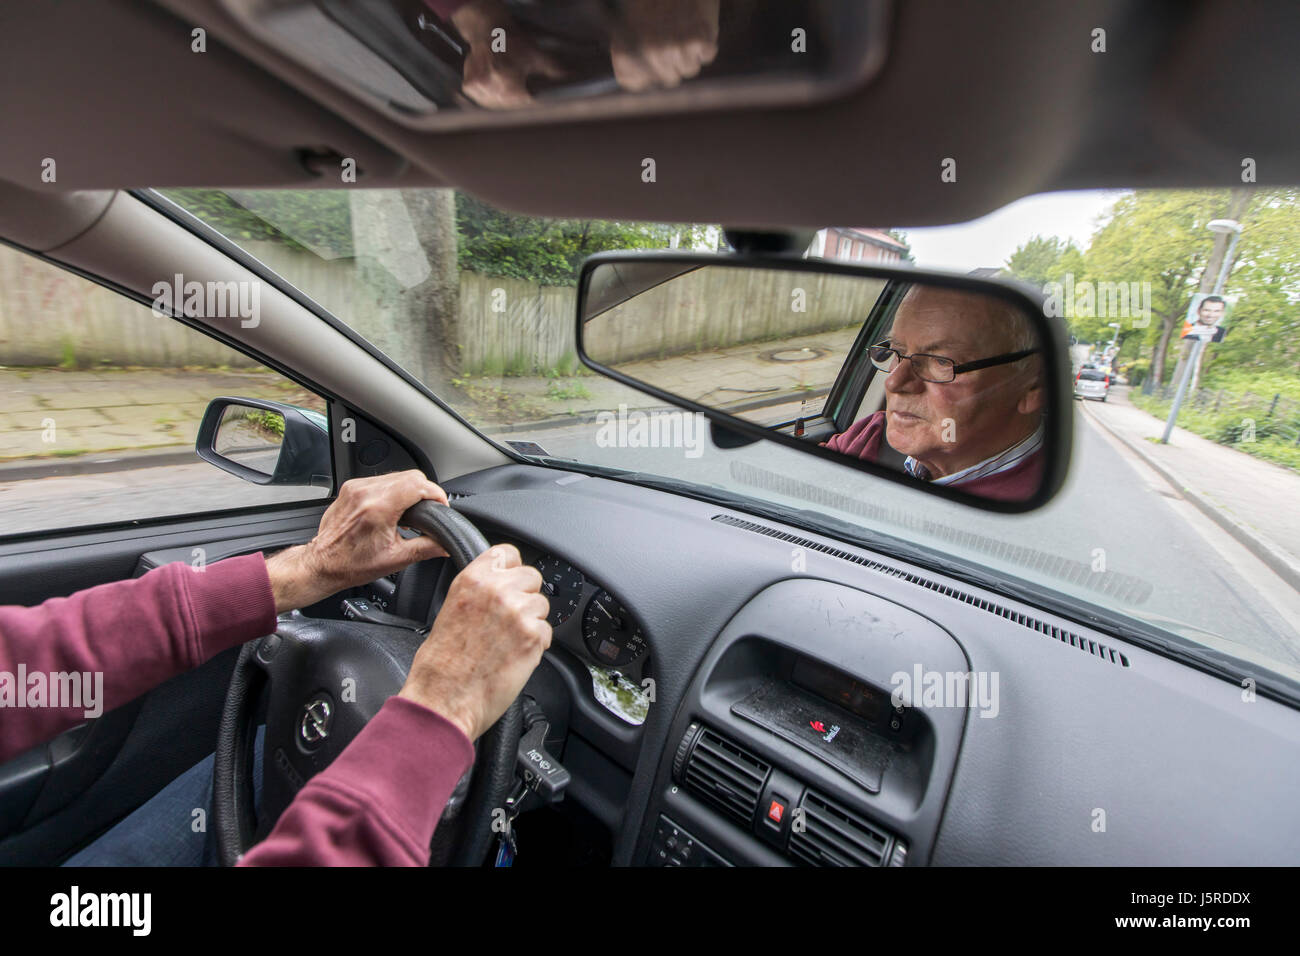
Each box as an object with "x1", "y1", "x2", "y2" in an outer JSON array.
[{"x1": 212, "y1": 500, "x2": 522, "y2": 866}]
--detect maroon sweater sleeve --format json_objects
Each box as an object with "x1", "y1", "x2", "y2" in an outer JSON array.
[
  {"x1": 955, "y1": 448, "x2": 1045, "y2": 502},
  {"x1": 2, "y1": 553, "x2": 477, "y2": 866},
  {"x1": 822, "y1": 410, "x2": 887, "y2": 461},
  {"x1": 0, "y1": 553, "x2": 276, "y2": 764},
  {"x1": 238, "y1": 696, "x2": 475, "y2": 867}
]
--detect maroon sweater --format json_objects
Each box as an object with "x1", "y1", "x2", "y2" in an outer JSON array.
[
  {"x1": 825, "y1": 411, "x2": 1043, "y2": 502},
  {"x1": 0, "y1": 554, "x2": 474, "y2": 866}
]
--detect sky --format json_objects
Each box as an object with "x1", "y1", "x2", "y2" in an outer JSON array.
[{"x1": 897, "y1": 189, "x2": 1130, "y2": 273}]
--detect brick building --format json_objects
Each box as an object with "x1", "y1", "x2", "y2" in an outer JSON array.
[{"x1": 808, "y1": 227, "x2": 909, "y2": 264}]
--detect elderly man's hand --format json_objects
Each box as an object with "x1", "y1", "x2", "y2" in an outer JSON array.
[
  {"x1": 609, "y1": 0, "x2": 720, "y2": 92},
  {"x1": 265, "y1": 470, "x2": 450, "y2": 613},
  {"x1": 399, "y1": 544, "x2": 550, "y2": 741}
]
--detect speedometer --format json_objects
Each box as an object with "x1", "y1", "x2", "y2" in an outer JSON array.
[
  {"x1": 582, "y1": 589, "x2": 647, "y2": 667},
  {"x1": 535, "y1": 556, "x2": 585, "y2": 627}
]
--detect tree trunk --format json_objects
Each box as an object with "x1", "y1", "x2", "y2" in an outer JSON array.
[
  {"x1": 400, "y1": 189, "x2": 461, "y2": 390},
  {"x1": 1167, "y1": 336, "x2": 1196, "y2": 392},
  {"x1": 346, "y1": 190, "x2": 459, "y2": 393},
  {"x1": 1190, "y1": 336, "x2": 1209, "y2": 392},
  {"x1": 1152, "y1": 313, "x2": 1177, "y2": 386}
]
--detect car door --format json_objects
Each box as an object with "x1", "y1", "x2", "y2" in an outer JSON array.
[{"x1": 0, "y1": 246, "x2": 418, "y2": 864}]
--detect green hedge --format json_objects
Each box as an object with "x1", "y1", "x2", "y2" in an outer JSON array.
[{"x1": 1130, "y1": 390, "x2": 1300, "y2": 472}]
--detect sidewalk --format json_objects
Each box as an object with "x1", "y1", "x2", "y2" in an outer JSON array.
[
  {"x1": 1082, "y1": 385, "x2": 1300, "y2": 591},
  {"x1": 0, "y1": 367, "x2": 319, "y2": 473},
  {"x1": 471, "y1": 323, "x2": 859, "y2": 432}
]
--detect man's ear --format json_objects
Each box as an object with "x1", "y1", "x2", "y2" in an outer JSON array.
[{"x1": 1016, "y1": 361, "x2": 1047, "y2": 416}]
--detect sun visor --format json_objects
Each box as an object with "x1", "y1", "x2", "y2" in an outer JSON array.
[{"x1": 218, "y1": 0, "x2": 889, "y2": 131}]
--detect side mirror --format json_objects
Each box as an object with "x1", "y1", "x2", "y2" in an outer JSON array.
[
  {"x1": 196, "y1": 397, "x2": 331, "y2": 489},
  {"x1": 576, "y1": 252, "x2": 1072, "y2": 512}
]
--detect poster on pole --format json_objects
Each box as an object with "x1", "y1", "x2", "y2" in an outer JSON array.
[{"x1": 1180, "y1": 293, "x2": 1233, "y2": 341}]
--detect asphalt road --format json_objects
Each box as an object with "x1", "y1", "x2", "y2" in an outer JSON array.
[
  {"x1": 1, "y1": 409, "x2": 1296, "y2": 674},
  {"x1": 0, "y1": 460, "x2": 327, "y2": 533}
]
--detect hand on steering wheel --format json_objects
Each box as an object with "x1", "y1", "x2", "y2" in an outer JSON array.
[
  {"x1": 398, "y1": 544, "x2": 550, "y2": 742},
  {"x1": 213, "y1": 471, "x2": 551, "y2": 866}
]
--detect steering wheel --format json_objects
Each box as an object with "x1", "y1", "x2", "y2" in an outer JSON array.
[{"x1": 212, "y1": 500, "x2": 522, "y2": 866}]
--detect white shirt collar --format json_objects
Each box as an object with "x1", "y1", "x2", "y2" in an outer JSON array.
[{"x1": 905, "y1": 421, "x2": 1045, "y2": 486}]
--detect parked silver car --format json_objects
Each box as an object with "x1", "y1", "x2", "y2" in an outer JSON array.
[{"x1": 1074, "y1": 367, "x2": 1111, "y2": 401}]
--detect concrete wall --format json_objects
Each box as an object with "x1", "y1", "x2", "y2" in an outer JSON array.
[
  {"x1": 0, "y1": 241, "x2": 260, "y2": 367},
  {"x1": 584, "y1": 267, "x2": 885, "y2": 364},
  {"x1": 1, "y1": 242, "x2": 881, "y2": 376},
  {"x1": 458, "y1": 274, "x2": 576, "y2": 375}
]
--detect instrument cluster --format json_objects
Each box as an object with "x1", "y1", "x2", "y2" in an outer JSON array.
[{"x1": 531, "y1": 553, "x2": 649, "y2": 671}]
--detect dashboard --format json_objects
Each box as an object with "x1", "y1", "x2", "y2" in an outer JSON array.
[
  {"x1": 427, "y1": 463, "x2": 1300, "y2": 866},
  {"x1": 496, "y1": 539, "x2": 652, "y2": 727},
  {"x1": 78, "y1": 459, "x2": 1300, "y2": 866}
]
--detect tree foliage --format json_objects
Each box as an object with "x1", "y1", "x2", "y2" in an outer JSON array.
[
  {"x1": 886, "y1": 230, "x2": 916, "y2": 264},
  {"x1": 1206, "y1": 188, "x2": 1300, "y2": 379},
  {"x1": 1003, "y1": 189, "x2": 1300, "y2": 385},
  {"x1": 163, "y1": 188, "x2": 711, "y2": 286},
  {"x1": 454, "y1": 193, "x2": 711, "y2": 285},
  {"x1": 163, "y1": 188, "x2": 353, "y2": 257},
  {"x1": 1004, "y1": 235, "x2": 1081, "y2": 288}
]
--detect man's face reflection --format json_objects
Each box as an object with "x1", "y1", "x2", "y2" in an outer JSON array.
[{"x1": 882, "y1": 287, "x2": 1044, "y2": 479}]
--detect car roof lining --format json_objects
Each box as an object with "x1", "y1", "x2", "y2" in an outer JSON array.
[{"x1": 3, "y1": 0, "x2": 1297, "y2": 233}]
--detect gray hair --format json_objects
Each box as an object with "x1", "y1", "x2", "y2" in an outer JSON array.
[
  {"x1": 894, "y1": 284, "x2": 1039, "y2": 358},
  {"x1": 990, "y1": 293, "x2": 1039, "y2": 362}
]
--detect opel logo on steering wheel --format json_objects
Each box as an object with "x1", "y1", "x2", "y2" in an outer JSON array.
[{"x1": 300, "y1": 698, "x2": 333, "y2": 746}]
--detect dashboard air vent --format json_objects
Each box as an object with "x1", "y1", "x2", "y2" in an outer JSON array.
[
  {"x1": 712, "y1": 514, "x2": 1129, "y2": 668},
  {"x1": 682, "y1": 727, "x2": 770, "y2": 827},
  {"x1": 788, "y1": 790, "x2": 892, "y2": 867}
]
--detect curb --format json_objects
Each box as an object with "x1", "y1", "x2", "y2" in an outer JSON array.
[
  {"x1": 481, "y1": 410, "x2": 610, "y2": 435},
  {"x1": 0, "y1": 446, "x2": 199, "y2": 482},
  {"x1": 481, "y1": 403, "x2": 689, "y2": 435},
  {"x1": 1082, "y1": 403, "x2": 1300, "y2": 593}
]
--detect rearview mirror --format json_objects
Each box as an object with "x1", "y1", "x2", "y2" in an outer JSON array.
[
  {"x1": 576, "y1": 254, "x2": 1071, "y2": 512},
  {"x1": 196, "y1": 397, "x2": 332, "y2": 489}
]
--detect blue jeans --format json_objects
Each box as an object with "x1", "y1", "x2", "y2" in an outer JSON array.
[{"x1": 63, "y1": 727, "x2": 265, "y2": 867}]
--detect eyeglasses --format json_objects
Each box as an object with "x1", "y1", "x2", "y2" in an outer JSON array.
[{"x1": 867, "y1": 342, "x2": 1037, "y2": 384}]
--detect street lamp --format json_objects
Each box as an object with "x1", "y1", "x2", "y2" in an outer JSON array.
[
  {"x1": 1206, "y1": 219, "x2": 1244, "y2": 294},
  {"x1": 1106, "y1": 321, "x2": 1121, "y2": 351},
  {"x1": 1160, "y1": 219, "x2": 1242, "y2": 443}
]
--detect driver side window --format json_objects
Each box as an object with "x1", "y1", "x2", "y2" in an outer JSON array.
[{"x1": 0, "y1": 248, "x2": 331, "y2": 537}]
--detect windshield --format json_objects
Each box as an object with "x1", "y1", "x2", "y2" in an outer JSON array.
[{"x1": 158, "y1": 187, "x2": 1300, "y2": 686}]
